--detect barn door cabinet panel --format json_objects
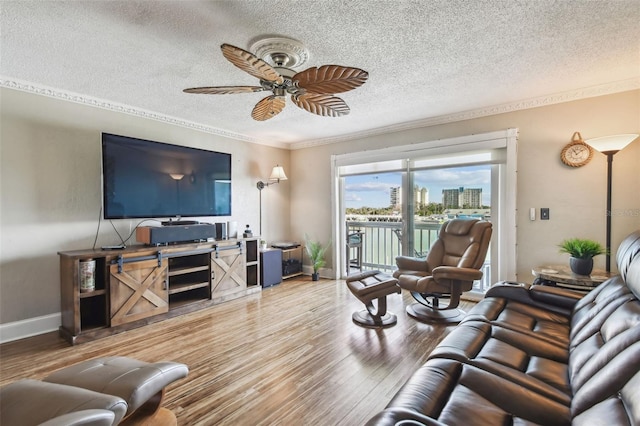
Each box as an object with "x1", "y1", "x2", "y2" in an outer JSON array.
[
  {"x1": 211, "y1": 241, "x2": 247, "y2": 301},
  {"x1": 109, "y1": 253, "x2": 169, "y2": 327},
  {"x1": 58, "y1": 239, "x2": 259, "y2": 345}
]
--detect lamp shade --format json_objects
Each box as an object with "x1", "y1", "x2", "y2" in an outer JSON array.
[
  {"x1": 586, "y1": 134, "x2": 638, "y2": 153},
  {"x1": 269, "y1": 165, "x2": 288, "y2": 182}
]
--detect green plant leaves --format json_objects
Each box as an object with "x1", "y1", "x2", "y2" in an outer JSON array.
[
  {"x1": 558, "y1": 238, "x2": 606, "y2": 259},
  {"x1": 304, "y1": 234, "x2": 331, "y2": 273}
]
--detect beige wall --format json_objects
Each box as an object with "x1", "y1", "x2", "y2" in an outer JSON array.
[
  {"x1": 0, "y1": 88, "x2": 290, "y2": 326},
  {"x1": 1, "y1": 87, "x2": 638, "y2": 336},
  {"x1": 290, "y1": 90, "x2": 640, "y2": 281}
]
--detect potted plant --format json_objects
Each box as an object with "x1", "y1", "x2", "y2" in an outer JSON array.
[
  {"x1": 304, "y1": 235, "x2": 330, "y2": 281},
  {"x1": 558, "y1": 238, "x2": 606, "y2": 275}
]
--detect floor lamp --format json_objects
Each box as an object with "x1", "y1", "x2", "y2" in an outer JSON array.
[
  {"x1": 586, "y1": 134, "x2": 639, "y2": 272},
  {"x1": 256, "y1": 165, "x2": 288, "y2": 236}
]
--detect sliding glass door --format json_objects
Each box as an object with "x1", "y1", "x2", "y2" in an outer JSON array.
[{"x1": 332, "y1": 129, "x2": 517, "y2": 290}]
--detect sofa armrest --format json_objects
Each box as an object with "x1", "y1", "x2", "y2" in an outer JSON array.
[
  {"x1": 365, "y1": 407, "x2": 444, "y2": 426},
  {"x1": 484, "y1": 281, "x2": 578, "y2": 316},
  {"x1": 432, "y1": 266, "x2": 483, "y2": 281},
  {"x1": 529, "y1": 284, "x2": 583, "y2": 308}
]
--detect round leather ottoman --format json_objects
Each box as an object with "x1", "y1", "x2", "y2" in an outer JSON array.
[{"x1": 346, "y1": 270, "x2": 401, "y2": 327}]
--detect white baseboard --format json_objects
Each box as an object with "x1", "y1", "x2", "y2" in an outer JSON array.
[{"x1": 0, "y1": 313, "x2": 61, "y2": 344}]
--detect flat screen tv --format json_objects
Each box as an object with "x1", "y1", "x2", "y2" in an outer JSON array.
[{"x1": 102, "y1": 133, "x2": 231, "y2": 219}]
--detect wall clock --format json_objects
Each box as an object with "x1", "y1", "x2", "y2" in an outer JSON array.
[{"x1": 561, "y1": 132, "x2": 593, "y2": 167}]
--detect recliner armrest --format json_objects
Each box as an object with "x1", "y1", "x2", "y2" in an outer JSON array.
[
  {"x1": 432, "y1": 266, "x2": 483, "y2": 281},
  {"x1": 395, "y1": 255, "x2": 429, "y2": 272}
]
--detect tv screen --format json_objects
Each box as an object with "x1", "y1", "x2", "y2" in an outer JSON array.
[{"x1": 101, "y1": 133, "x2": 231, "y2": 219}]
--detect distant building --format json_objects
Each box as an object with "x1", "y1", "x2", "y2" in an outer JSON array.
[
  {"x1": 460, "y1": 188, "x2": 482, "y2": 208},
  {"x1": 442, "y1": 188, "x2": 460, "y2": 208},
  {"x1": 442, "y1": 187, "x2": 483, "y2": 208},
  {"x1": 390, "y1": 186, "x2": 401, "y2": 208},
  {"x1": 415, "y1": 185, "x2": 428, "y2": 207},
  {"x1": 390, "y1": 186, "x2": 429, "y2": 208}
]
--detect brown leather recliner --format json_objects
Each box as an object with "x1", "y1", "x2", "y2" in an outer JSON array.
[{"x1": 393, "y1": 218, "x2": 492, "y2": 323}]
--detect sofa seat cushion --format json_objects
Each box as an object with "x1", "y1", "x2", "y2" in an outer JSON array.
[
  {"x1": 429, "y1": 320, "x2": 571, "y2": 403},
  {"x1": 463, "y1": 297, "x2": 571, "y2": 345},
  {"x1": 366, "y1": 358, "x2": 571, "y2": 426}
]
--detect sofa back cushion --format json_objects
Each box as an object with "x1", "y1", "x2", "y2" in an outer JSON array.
[
  {"x1": 569, "y1": 253, "x2": 640, "y2": 423},
  {"x1": 616, "y1": 230, "x2": 640, "y2": 283}
]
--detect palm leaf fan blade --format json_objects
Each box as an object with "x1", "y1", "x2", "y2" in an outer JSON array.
[
  {"x1": 221, "y1": 44, "x2": 283, "y2": 84},
  {"x1": 183, "y1": 86, "x2": 265, "y2": 95},
  {"x1": 251, "y1": 96, "x2": 286, "y2": 121},
  {"x1": 294, "y1": 65, "x2": 368, "y2": 94},
  {"x1": 292, "y1": 94, "x2": 350, "y2": 117}
]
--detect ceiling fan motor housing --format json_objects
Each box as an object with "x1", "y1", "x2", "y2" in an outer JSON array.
[{"x1": 249, "y1": 37, "x2": 310, "y2": 70}]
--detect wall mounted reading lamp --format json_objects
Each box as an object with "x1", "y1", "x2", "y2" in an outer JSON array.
[
  {"x1": 585, "y1": 133, "x2": 639, "y2": 272},
  {"x1": 256, "y1": 165, "x2": 288, "y2": 236},
  {"x1": 256, "y1": 165, "x2": 288, "y2": 190}
]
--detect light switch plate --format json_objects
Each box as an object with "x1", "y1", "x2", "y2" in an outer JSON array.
[{"x1": 530, "y1": 207, "x2": 536, "y2": 221}]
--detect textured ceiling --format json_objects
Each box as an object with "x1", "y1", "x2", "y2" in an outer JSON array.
[{"x1": 1, "y1": 1, "x2": 639, "y2": 148}]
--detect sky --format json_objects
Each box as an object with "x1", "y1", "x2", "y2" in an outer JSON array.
[{"x1": 345, "y1": 165, "x2": 491, "y2": 209}]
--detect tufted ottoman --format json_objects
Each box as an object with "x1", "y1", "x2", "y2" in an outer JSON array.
[
  {"x1": 44, "y1": 356, "x2": 188, "y2": 425},
  {"x1": 346, "y1": 270, "x2": 401, "y2": 327}
]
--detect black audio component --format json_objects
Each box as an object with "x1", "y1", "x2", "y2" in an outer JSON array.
[{"x1": 136, "y1": 224, "x2": 217, "y2": 245}]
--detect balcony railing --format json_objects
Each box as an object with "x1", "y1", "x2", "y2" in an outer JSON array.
[{"x1": 346, "y1": 219, "x2": 492, "y2": 292}]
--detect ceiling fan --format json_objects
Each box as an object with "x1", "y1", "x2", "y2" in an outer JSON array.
[{"x1": 183, "y1": 37, "x2": 369, "y2": 121}]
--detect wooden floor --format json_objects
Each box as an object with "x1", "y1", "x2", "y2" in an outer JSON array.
[{"x1": 0, "y1": 277, "x2": 474, "y2": 426}]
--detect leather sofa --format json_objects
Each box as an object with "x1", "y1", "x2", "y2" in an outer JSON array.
[{"x1": 367, "y1": 230, "x2": 640, "y2": 426}]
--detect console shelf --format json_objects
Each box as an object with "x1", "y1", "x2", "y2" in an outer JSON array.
[
  {"x1": 168, "y1": 281, "x2": 209, "y2": 295},
  {"x1": 282, "y1": 246, "x2": 304, "y2": 280},
  {"x1": 58, "y1": 238, "x2": 259, "y2": 345},
  {"x1": 168, "y1": 265, "x2": 210, "y2": 276},
  {"x1": 79, "y1": 289, "x2": 107, "y2": 298}
]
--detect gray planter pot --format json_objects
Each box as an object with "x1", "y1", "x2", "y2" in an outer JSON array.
[{"x1": 570, "y1": 257, "x2": 593, "y2": 276}]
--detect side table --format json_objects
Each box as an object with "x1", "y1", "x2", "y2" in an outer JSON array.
[{"x1": 532, "y1": 264, "x2": 613, "y2": 292}]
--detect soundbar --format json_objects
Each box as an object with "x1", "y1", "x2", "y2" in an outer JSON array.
[{"x1": 136, "y1": 224, "x2": 217, "y2": 246}]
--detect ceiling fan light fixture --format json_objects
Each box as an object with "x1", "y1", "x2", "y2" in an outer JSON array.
[{"x1": 270, "y1": 52, "x2": 292, "y2": 67}]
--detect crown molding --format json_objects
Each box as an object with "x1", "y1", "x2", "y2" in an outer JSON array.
[
  {"x1": 0, "y1": 77, "x2": 291, "y2": 149},
  {"x1": 2, "y1": 76, "x2": 637, "y2": 151},
  {"x1": 289, "y1": 77, "x2": 640, "y2": 150}
]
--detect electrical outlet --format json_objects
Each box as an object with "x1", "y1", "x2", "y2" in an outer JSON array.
[{"x1": 541, "y1": 208, "x2": 550, "y2": 220}]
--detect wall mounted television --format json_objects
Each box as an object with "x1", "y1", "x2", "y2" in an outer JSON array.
[{"x1": 101, "y1": 133, "x2": 231, "y2": 220}]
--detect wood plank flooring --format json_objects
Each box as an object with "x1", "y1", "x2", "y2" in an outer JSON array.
[{"x1": 0, "y1": 277, "x2": 474, "y2": 426}]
